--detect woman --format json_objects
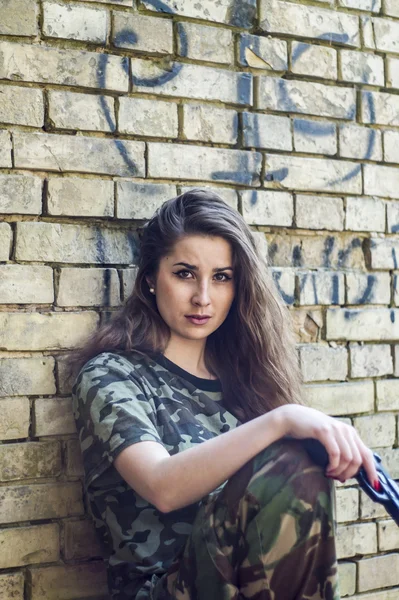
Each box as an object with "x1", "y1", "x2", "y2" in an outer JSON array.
[{"x1": 71, "y1": 189, "x2": 378, "y2": 600}]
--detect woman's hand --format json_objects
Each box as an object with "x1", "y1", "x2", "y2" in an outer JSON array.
[{"x1": 273, "y1": 405, "x2": 379, "y2": 488}]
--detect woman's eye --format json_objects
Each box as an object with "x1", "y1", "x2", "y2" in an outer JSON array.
[
  {"x1": 214, "y1": 273, "x2": 231, "y2": 282},
  {"x1": 175, "y1": 270, "x2": 193, "y2": 279}
]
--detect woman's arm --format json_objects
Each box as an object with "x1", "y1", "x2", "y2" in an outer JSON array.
[{"x1": 114, "y1": 404, "x2": 378, "y2": 513}]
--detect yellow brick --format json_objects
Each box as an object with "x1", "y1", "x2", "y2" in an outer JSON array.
[
  {"x1": 56, "y1": 356, "x2": 75, "y2": 395},
  {"x1": 0, "y1": 572, "x2": 24, "y2": 600},
  {"x1": 30, "y1": 562, "x2": 108, "y2": 600},
  {"x1": 337, "y1": 523, "x2": 377, "y2": 559},
  {"x1": 338, "y1": 561, "x2": 356, "y2": 597},
  {"x1": 361, "y1": 492, "x2": 387, "y2": 520},
  {"x1": 63, "y1": 519, "x2": 106, "y2": 560},
  {"x1": 0, "y1": 483, "x2": 83, "y2": 524},
  {"x1": 0, "y1": 397, "x2": 30, "y2": 440},
  {"x1": 358, "y1": 553, "x2": 399, "y2": 592},
  {"x1": 379, "y1": 520, "x2": 399, "y2": 552},
  {"x1": 65, "y1": 439, "x2": 84, "y2": 477},
  {"x1": 0, "y1": 442, "x2": 61, "y2": 482},
  {"x1": 0, "y1": 524, "x2": 59, "y2": 568},
  {"x1": 34, "y1": 397, "x2": 76, "y2": 436},
  {"x1": 0, "y1": 357, "x2": 55, "y2": 397},
  {"x1": 336, "y1": 487, "x2": 359, "y2": 523},
  {"x1": 0, "y1": 311, "x2": 99, "y2": 351}
]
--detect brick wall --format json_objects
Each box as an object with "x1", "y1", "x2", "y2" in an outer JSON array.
[{"x1": 0, "y1": 0, "x2": 398, "y2": 598}]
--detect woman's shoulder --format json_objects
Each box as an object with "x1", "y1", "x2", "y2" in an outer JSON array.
[{"x1": 75, "y1": 350, "x2": 160, "y2": 389}]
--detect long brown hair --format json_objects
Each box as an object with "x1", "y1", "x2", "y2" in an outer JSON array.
[{"x1": 70, "y1": 189, "x2": 303, "y2": 421}]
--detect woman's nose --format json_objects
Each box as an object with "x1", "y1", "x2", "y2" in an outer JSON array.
[{"x1": 192, "y1": 282, "x2": 211, "y2": 306}]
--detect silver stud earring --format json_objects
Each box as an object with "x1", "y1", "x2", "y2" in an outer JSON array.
[{"x1": 150, "y1": 288, "x2": 155, "y2": 294}]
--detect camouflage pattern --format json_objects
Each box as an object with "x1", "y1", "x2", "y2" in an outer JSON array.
[
  {"x1": 73, "y1": 353, "x2": 339, "y2": 600},
  {"x1": 72, "y1": 351, "x2": 239, "y2": 600},
  {"x1": 154, "y1": 438, "x2": 339, "y2": 600}
]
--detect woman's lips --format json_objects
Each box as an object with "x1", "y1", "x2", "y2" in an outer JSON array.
[{"x1": 185, "y1": 316, "x2": 211, "y2": 325}]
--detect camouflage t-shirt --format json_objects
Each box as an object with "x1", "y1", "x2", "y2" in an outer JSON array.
[{"x1": 72, "y1": 350, "x2": 240, "y2": 600}]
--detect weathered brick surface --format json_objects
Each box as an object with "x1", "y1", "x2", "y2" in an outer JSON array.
[
  {"x1": 240, "y1": 34, "x2": 287, "y2": 70},
  {"x1": 338, "y1": 562, "x2": 356, "y2": 597},
  {"x1": 0, "y1": 358, "x2": 56, "y2": 397},
  {"x1": 376, "y1": 379, "x2": 399, "y2": 411},
  {"x1": 293, "y1": 119, "x2": 336, "y2": 156},
  {"x1": 336, "y1": 487, "x2": 359, "y2": 523},
  {"x1": 132, "y1": 59, "x2": 252, "y2": 105},
  {"x1": 0, "y1": 42, "x2": 128, "y2": 91},
  {"x1": 179, "y1": 23, "x2": 234, "y2": 64},
  {"x1": 48, "y1": 90, "x2": 115, "y2": 132},
  {"x1": 299, "y1": 344, "x2": 347, "y2": 382},
  {"x1": 378, "y1": 520, "x2": 399, "y2": 552},
  {"x1": 141, "y1": 0, "x2": 257, "y2": 27},
  {"x1": 119, "y1": 97, "x2": 178, "y2": 138},
  {"x1": 113, "y1": 12, "x2": 173, "y2": 54},
  {"x1": 291, "y1": 42, "x2": 337, "y2": 79},
  {"x1": 346, "y1": 272, "x2": 390, "y2": 305},
  {"x1": 358, "y1": 554, "x2": 399, "y2": 592},
  {"x1": 304, "y1": 380, "x2": 374, "y2": 415},
  {"x1": 345, "y1": 197, "x2": 385, "y2": 232},
  {"x1": 353, "y1": 413, "x2": 396, "y2": 447},
  {"x1": 297, "y1": 271, "x2": 345, "y2": 306},
  {"x1": 65, "y1": 439, "x2": 84, "y2": 477},
  {"x1": 0, "y1": 442, "x2": 62, "y2": 482},
  {"x1": 148, "y1": 143, "x2": 261, "y2": 186},
  {"x1": 339, "y1": 125, "x2": 382, "y2": 161},
  {"x1": 257, "y1": 77, "x2": 356, "y2": 119},
  {"x1": 0, "y1": 174, "x2": 42, "y2": 215},
  {"x1": 30, "y1": 562, "x2": 108, "y2": 600},
  {"x1": 14, "y1": 132, "x2": 145, "y2": 177},
  {"x1": 16, "y1": 222, "x2": 138, "y2": 264},
  {"x1": 350, "y1": 344, "x2": 393, "y2": 378},
  {"x1": 183, "y1": 105, "x2": 237, "y2": 144},
  {"x1": 0, "y1": 85, "x2": 44, "y2": 127},
  {"x1": 34, "y1": 398, "x2": 76, "y2": 437},
  {"x1": 0, "y1": 572, "x2": 24, "y2": 600},
  {"x1": 0, "y1": 312, "x2": 99, "y2": 350},
  {"x1": 47, "y1": 177, "x2": 114, "y2": 217},
  {"x1": 260, "y1": 1, "x2": 360, "y2": 46},
  {"x1": 242, "y1": 113, "x2": 291, "y2": 150},
  {"x1": 295, "y1": 196, "x2": 344, "y2": 231},
  {"x1": 0, "y1": 130, "x2": 12, "y2": 168},
  {"x1": 0, "y1": 265, "x2": 54, "y2": 304},
  {"x1": 327, "y1": 308, "x2": 399, "y2": 341},
  {"x1": 337, "y1": 523, "x2": 377, "y2": 559},
  {"x1": 340, "y1": 50, "x2": 384, "y2": 86},
  {"x1": 0, "y1": 483, "x2": 83, "y2": 524},
  {"x1": 117, "y1": 181, "x2": 176, "y2": 219},
  {"x1": 57, "y1": 267, "x2": 120, "y2": 306},
  {"x1": 0, "y1": 397, "x2": 30, "y2": 441},
  {"x1": 43, "y1": 2, "x2": 107, "y2": 43},
  {"x1": 265, "y1": 155, "x2": 362, "y2": 194},
  {"x1": 241, "y1": 190, "x2": 293, "y2": 226},
  {"x1": 63, "y1": 519, "x2": 106, "y2": 560},
  {"x1": 0, "y1": 0, "x2": 38, "y2": 36},
  {"x1": 0, "y1": 524, "x2": 59, "y2": 568}
]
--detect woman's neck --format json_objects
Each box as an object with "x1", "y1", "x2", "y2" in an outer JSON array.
[{"x1": 163, "y1": 338, "x2": 215, "y2": 379}]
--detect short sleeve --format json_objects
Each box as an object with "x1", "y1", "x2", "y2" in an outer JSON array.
[{"x1": 72, "y1": 353, "x2": 163, "y2": 488}]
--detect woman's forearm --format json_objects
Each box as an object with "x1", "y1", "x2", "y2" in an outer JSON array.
[{"x1": 153, "y1": 409, "x2": 286, "y2": 512}]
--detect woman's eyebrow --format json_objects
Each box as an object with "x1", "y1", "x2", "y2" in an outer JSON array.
[{"x1": 173, "y1": 262, "x2": 233, "y2": 272}]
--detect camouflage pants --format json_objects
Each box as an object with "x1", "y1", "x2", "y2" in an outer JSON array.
[{"x1": 152, "y1": 438, "x2": 340, "y2": 600}]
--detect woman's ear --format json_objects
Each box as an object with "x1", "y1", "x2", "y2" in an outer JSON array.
[{"x1": 145, "y1": 276, "x2": 155, "y2": 294}]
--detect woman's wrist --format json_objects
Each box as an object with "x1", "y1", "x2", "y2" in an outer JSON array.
[{"x1": 259, "y1": 407, "x2": 289, "y2": 444}]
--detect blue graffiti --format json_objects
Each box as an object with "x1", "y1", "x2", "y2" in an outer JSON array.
[
  {"x1": 353, "y1": 274, "x2": 376, "y2": 304},
  {"x1": 272, "y1": 271, "x2": 295, "y2": 305}
]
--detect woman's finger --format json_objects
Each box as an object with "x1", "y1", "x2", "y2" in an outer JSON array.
[
  {"x1": 325, "y1": 426, "x2": 354, "y2": 478},
  {"x1": 331, "y1": 429, "x2": 362, "y2": 482}
]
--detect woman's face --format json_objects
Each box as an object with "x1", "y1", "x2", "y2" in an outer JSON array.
[{"x1": 150, "y1": 235, "x2": 235, "y2": 344}]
